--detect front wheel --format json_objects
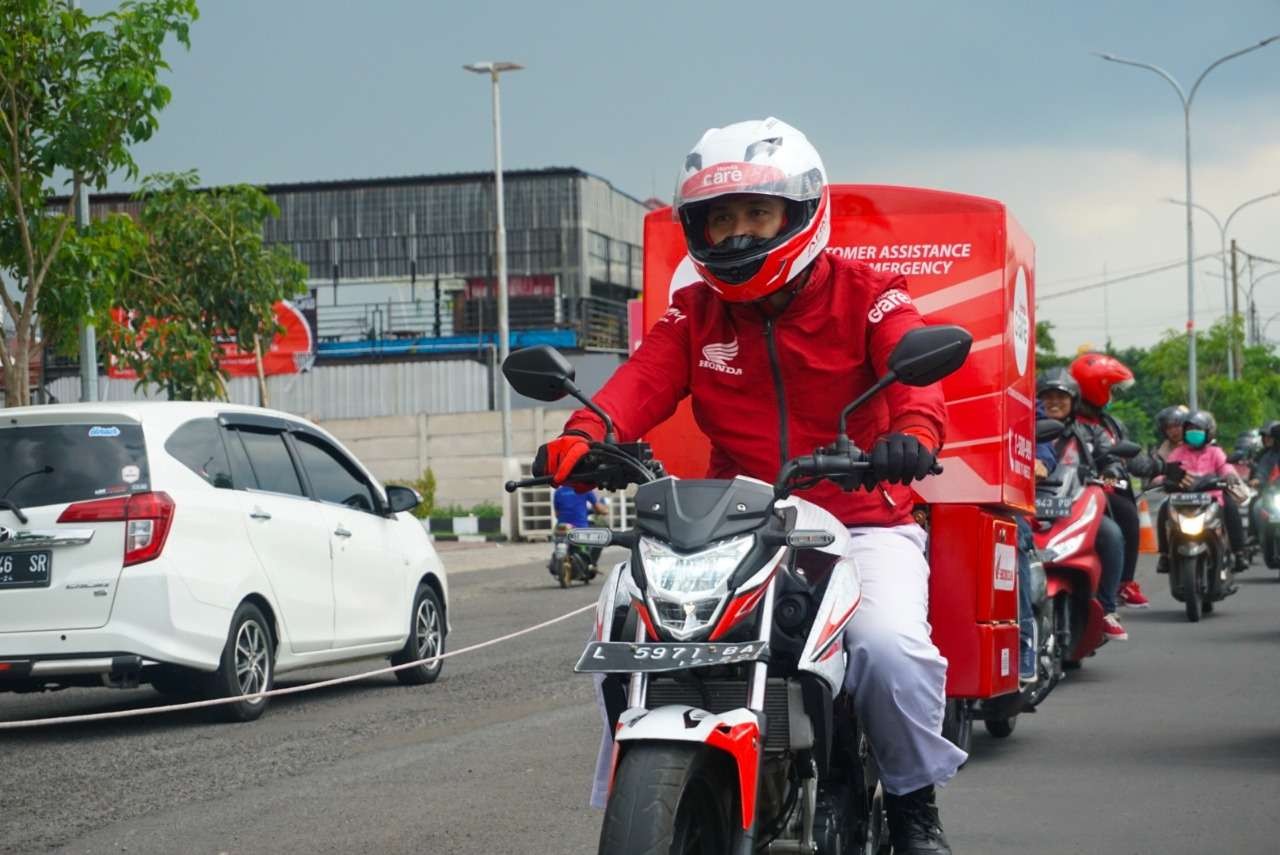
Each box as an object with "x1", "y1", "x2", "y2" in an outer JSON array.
[
  {"x1": 391, "y1": 584, "x2": 445, "y2": 685},
  {"x1": 1180, "y1": 558, "x2": 1201, "y2": 622},
  {"x1": 598, "y1": 744, "x2": 737, "y2": 855}
]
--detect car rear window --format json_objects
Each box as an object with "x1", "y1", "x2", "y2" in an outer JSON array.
[{"x1": 0, "y1": 423, "x2": 151, "y2": 508}]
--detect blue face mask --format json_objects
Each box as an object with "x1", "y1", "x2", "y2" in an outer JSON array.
[{"x1": 1185, "y1": 429, "x2": 1207, "y2": 448}]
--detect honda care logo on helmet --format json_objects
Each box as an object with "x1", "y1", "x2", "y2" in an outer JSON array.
[
  {"x1": 680, "y1": 162, "x2": 789, "y2": 202},
  {"x1": 699, "y1": 338, "x2": 743, "y2": 376},
  {"x1": 868, "y1": 289, "x2": 912, "y2": 324}
]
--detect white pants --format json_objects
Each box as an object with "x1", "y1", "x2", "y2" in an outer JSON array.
[{"x1": 589, "y1": 523, "x2": 966, "y2": 808}]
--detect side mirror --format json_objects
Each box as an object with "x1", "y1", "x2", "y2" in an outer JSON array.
[
  {"x1": 385, "y1": 484, "x2": 421, "y2": 514},
  {"x1": 1111, "y1": 440, "x2": 1142, "y2": 459},
  {"x1": 502, "y1": 346, "x2": 576, "y2": 402},
  {"x1": 888, "y1": 325, "x2": 974, "y2": 387},
  {"x1": 1036, "y1": 418, "x2": 1065, "y2": 443}
]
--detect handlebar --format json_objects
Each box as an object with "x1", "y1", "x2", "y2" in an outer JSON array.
[{"x1": 506, "y1": 441, "x2": 664, "y2": 493}]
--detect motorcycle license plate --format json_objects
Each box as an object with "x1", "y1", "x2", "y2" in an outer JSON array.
[
  {"x1": 0, "y1": 551, "x2": 52, "y2": 589},
  {"x1": 1170, "y1": 493, "x2": 1214, "y2": 505},
  {"x1": 575, "y1": 641, "x2": 770, "y2": 674},
  {"x1": 1035, "y1": 497, "x2": 1073, "y2": 519}
]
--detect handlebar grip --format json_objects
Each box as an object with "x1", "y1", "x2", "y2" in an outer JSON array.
[{"x1": 505, "y1": 475, "x2": 556, "y2": 493}]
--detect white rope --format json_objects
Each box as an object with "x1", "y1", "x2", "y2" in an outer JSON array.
[{"x1": 0, "y1": 603, "x2": 595, "y2": 731}]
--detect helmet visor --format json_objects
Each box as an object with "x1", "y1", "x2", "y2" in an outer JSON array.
[{"x1": 674, "y1": 163, "x2": 824, "y2": 217}]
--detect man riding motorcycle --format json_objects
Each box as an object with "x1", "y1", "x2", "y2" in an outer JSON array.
[
  {"x1": 1036, "y1": 368, "x2": 1129, "y2": 640},
  {"x1": 1069, "y1": 353, "x2": 1153, "y2": 608},
  {"x1": 536, "y1": 117, "x2": 963, "y2": 854},
  {"x1": 1255, "y1": 421, "x2": 1280, "y2": 488},
  {"x1": 1154, "y1": 405, "x2": 1190, "y2": 460}
]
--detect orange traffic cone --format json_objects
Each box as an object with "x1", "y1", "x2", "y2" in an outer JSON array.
[{"x1": 1137, "y1": 495, "x2": 1158, "y2": 554}]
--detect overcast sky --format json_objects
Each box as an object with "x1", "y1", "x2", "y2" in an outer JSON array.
[{"x1": 87, "y1": 0, "x2": 1280, "y2": 352}]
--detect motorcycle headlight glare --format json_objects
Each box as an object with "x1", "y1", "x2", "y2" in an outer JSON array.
[
  {"x1": 640, "y1": 535, "x2": 754, "y2": 596},
  {"x1": 1177, "y1": 513, "x2": 1206, "y2": 536}
]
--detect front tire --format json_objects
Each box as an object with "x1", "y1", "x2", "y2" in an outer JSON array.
[
  {"x1": 941, "y1": 699, "x2": 973, "y2": 760},
  {"x1": 392, "y1": 584, "x2": 446, "y2": 685},
  {"x1": 1180, "y1": 558, "x2": 1201, "y2": 622},
  {"x1": 598, "y1": 744, "x2": 737, "y2": 855},
  {"x1": 206, "y1": 602, "x2": 274, "y2": 723}
]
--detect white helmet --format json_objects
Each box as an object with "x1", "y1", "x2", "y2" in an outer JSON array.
[{"x1": 673, "y1": 117, "x2": 830, "y2": 302}]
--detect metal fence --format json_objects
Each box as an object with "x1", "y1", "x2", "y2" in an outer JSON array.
[{"x1": 315, "y1": 295, "x2": 630, "y2": 351}]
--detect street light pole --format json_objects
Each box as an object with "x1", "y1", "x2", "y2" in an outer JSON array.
[
  {"x1": 464, "y1": 60, "x2": 523, "y2": 459},
  {"x1": 1163, "y1": 189, "x2": 1280, "y2": 380},
  {"x1": 1251, "y1": 268, "x2": 1280, "y2": 344},
  {"x1": 1097, "y1": 35, "x2": 1280, "y2": 410}
]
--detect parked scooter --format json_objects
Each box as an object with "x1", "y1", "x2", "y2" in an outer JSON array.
[
  {"x1": 504, "y1": 326, "x2": 972, "y2": 855},
  {"x1": 1032, "y1": 438, "x2": 1141, "y2": 670},
  {"x1": 1158, "y1": 461, "x2": 1236, "y2": 622}
]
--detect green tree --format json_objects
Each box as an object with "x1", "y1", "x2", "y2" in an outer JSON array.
[
  {"x1": 0, "y1": 0, "x2": 198, "y2": 406},
  {"x1": 1035, "y1": 320, "x2": 1067, "y2": 371},
  {"x1": 104, "y1": 172, "x2": 308, "y2": 400}
]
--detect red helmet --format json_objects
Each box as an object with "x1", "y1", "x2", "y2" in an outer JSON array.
[
  {"x1": 673, "y1": 117, "x2": 830, "y2": 302},
  {"x1": 1069, "y1": 353, "x2": 1134, "y2": 408}
]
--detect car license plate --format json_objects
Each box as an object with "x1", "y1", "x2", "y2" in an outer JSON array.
[
  {"x1": 1035, "y1": 497, "x2": 1073, "y2": 519},
  {"x1": 575, "y1": 641, "x2": 770, "y2": 674},
  {"x1": 0, "y1": 551, "x2": 52, "y2": 589}
]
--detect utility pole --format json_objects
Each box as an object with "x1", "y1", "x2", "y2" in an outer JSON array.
[
  {"x1": 1103, "y1": 262, "x2": 1111, "y2": 350},
  {"x1": 1231, "y1": 239, "x2": 1243, "y2": 374}
]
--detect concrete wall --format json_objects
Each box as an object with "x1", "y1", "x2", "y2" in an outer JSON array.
[{"x1": 318, "y1": 407, "x2": 575, "y2": 511}]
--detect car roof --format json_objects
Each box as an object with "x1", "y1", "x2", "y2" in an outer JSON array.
[{"x1": 0, "y1": 401, "x2": 314, "y2": 433}]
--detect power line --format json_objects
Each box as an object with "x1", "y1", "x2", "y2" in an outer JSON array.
[
  {"x1": 1038, "y1": 254, "x2": 1191, "y2": 287},
  {"x1": 1037, "y1": 252, "x2": 1222, "y2": 303}
]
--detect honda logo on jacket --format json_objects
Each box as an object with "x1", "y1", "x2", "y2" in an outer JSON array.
[{"x1": 699, "y1": 339, "x2": 744, "y2": 376}]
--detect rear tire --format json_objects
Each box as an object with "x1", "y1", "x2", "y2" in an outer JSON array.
[
  {"x1": 205, "y1": 602, "x2": 274, "y2": 723},
  {"x1": 985, "y1": 717, "x2": 1016, "y2": 739},
  {"x1": 392, "y1": 584, "x2": 445, "y2": 685},
  {"x1": 1180, "y1": 558, "x2": 1201, "y2": 622},
  {"x1": 598, "y1": 744, "x2": 736, "y2": 855}
]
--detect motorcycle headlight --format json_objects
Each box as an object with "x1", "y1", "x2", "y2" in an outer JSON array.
[
  {"x1": 641, "y1": 535, "x2": 754, "y2": 639},
  {"x1": 1177, "y1": 513, "x2": 1206, "y2": 536}
]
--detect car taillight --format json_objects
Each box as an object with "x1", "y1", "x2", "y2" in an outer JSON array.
[{"x1": 58, "y1": 492, "x2": 175, "y2": 566}]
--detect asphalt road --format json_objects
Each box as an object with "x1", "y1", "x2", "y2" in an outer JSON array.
[{"x1": 2, "y1": 553, "x2": 1278, "y2": 855}]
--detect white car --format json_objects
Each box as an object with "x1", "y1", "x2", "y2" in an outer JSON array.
[{"x1": 0, "y1": 402, "x2": 449, "y2": 722}]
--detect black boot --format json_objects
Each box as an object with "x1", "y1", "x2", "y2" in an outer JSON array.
[{"x1": 885, "y1": 785, "x2": 952, "y2": 854}]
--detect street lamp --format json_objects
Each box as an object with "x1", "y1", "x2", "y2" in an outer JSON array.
[
  {"x1": 1097, "y1": 34, "x2": 1280, "y2": 409},
  {"x1": 1163, "y1": 189, "x2": 1280, "y2": 380},
  {"x1": 464, "y1": 60, "x2": 524, "y2": 459}
]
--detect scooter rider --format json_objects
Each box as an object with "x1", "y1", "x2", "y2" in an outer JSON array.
[
  {"x1": 1255, "y1": 421, "x2": 1280, "y2": 488},
  {"x1": 553, "y1": 484, "x2": 608, "y2": 570},
  {"x1": 535, "y1": 118, "x2": 964, "y2": 854},
  {"x1": 1069, "y1": 353, "x2": 1154, "y2": 608},
  {"x1": 1035, "y1": 368, "x2": 1130, "y2": 641},
  {"x1": 1164, "y1": 410, "x2": 1249, "y2": 573},
  {"x1": 1154, "y1": 405, "x2": 1190, "y2": 461}
]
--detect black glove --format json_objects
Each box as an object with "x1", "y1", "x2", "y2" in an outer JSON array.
[{"x1": 869, "y1": 433, "x2": 937, "y2": 487}]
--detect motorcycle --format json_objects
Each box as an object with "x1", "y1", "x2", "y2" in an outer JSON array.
[
  {"x1": 1158, "y1": 462, "x2": 1236, "y2": 622},
  {"x1": 503, "y1": 325, "x2": 972, "y2": 855},
  {"x1": 1032, "y1": 435, "x2": 1141, "y2": 671},
  {"x1": 1256, "y1": 482, "x2": 1280, "y2": 572},
  {"x1": 550, "y1": 499, "x2": 610, "y2": 588}
]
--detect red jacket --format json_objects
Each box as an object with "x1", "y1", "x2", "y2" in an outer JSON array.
[{"x1": 565, "y1": 253, "x2": 947, "y2": 527}]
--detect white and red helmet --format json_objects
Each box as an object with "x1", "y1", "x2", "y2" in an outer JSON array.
[{"x1": 674, "y1": 117, "x2": 830, "y2": 302}]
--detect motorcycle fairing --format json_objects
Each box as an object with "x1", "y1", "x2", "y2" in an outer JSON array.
[
  {"x1": 797, "y1": 560, "x2": 861, "y2": 693},
  {"x1": 595, "y1": 560, "x2": 638, "y2": 642},
  {"x1": 615, "y1": 705, "x2": 761, "y2": 830}
]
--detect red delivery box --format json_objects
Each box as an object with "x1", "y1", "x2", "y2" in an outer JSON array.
[{"x1": 639, "y1": 184, "x2": 1036, "y2": 514}]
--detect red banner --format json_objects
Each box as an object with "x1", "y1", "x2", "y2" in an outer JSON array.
[
  {"x1": 463, "y1": 275, "x2": 556, "y2": 299},
  {"x1": 107, "y1": 300, "x2": 315, "y2": 380}
]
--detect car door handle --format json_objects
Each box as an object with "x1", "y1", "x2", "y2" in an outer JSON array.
[
  {"x1": 334, "y1": 526, "x2": 352, "y2": 538},
  {"x1": 249, "y1": 509, "x2": 272, "y2": 521}
]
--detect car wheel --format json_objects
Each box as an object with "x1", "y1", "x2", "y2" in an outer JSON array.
[
  {"x1": 392, "y1": 584, "x2": 446, "y2": 686},
  {"x1": 206, "y1": 602, "x2": 274, "y2": 723}
]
